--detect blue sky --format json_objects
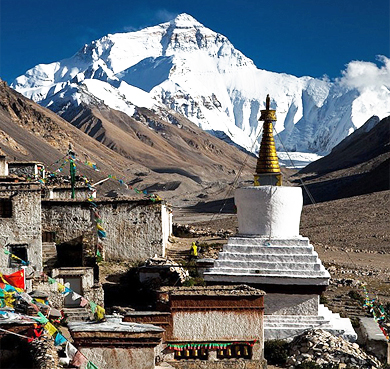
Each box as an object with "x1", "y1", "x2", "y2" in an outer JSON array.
[{"x1": 1, "y1": 0, "x2": 389, "y2": 83}]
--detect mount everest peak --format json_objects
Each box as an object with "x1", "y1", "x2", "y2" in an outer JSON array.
[{"x1": 11, "y1": 13, "x2": 390, "y2": 159}]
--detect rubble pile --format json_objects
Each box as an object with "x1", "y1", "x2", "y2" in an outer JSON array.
[
  {"x1": 144, "y1": 256, "x2": 190, "y2": 283},
  {"x1": 286, "y1": 329, "x2": 382, "y2": 368},
  {"x1": 173, "y1": 223, "x2": 233, "y2": 238}
]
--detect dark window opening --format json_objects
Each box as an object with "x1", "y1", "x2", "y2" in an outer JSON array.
[
  {"x1": 174, "y1": 348, "x2": 208, "y2": 360},
  {"x1": 56, "y1": 243, "x2": 83, "y2": 267},
  {"x1": 216, "y1": 344, "x2": 252, "y2": 360},
  {"x1": 42, "y1": 231, "x2": 56, "y2": 243},
  {"x1": 9, "y1": 244, "x2": 28, "y2": 267},
  {"x1": 0, "y1": 198, "x2": 12, "y2": 218}
]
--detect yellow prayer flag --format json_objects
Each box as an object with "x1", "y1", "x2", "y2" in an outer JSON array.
[
  {"x1": 3, "y1": 292, "x2": 16, "y2": 307},
  {"x1": 95, "y1": 305, "x2": 105, "y2": 321},
  {"x1": 57, "y1": 283, "x2": 65, "y2": 293},
  {"x1": 44, "y1": 322, "x2": 58, "y2": 336}
]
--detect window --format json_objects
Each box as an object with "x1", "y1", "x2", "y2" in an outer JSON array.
[
  {"x1": 0, "y1": 199, "x2": 12, "y2": 218},
  {"x1": 42, "y1": 231, "x2": 56, "y2": 243},
  {"x1": 9, "y1": 244, "x2": 28, "y2": 267}
]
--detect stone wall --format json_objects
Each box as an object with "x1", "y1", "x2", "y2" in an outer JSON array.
[
  {"x1": 172, "y1": 311, "x2": 263, "y2": 342},
  {"x1": 98, "y1": 200, "x2": 167, "y2": 260},
  {"x1": 42, "y1": 198, "x2": 170, "y2": 262},
  {"x1": 8, "y1": 164, "x2": 37, "y2": 178},
  {"x1": 0, "y1": 183, "x2": 42, "y2": 273},
  {"x1": 79, "y1": 347, "x2": 155, "y2": 369},
  {"x1": 265, "y1": 294, "x2": 319, "y2": 315}
]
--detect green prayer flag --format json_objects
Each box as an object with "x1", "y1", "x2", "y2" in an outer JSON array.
[
  {"x1": 87, "y1": 361, "x2": 99, "y2": 369},
  {"x1": 89, "y1": 301, "x2": 97, "y2": 313},
  {"x1": 48, "y1": 277, "x2": 56, "y2": 284},
  {"x1": 3, "y1": 250, "x2": 10, "y2": 255},
  {"x1": 34, "y1": 312, "x2": 49, "y2": 324},
  {"x1": 96, "y1": 250, "x2": 103, "y2": 263}
]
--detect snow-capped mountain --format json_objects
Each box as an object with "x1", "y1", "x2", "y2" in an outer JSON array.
[{"x1": 12, "y1": 13, "x2": 390, "y2": 156}]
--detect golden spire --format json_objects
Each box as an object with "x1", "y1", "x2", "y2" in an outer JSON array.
[{"x1": 254, "y1": 95, "x2": 282, "y2": 186}]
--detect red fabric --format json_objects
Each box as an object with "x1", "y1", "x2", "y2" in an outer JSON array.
[
  {"x1": 72, "y1": 351, "x2": 88, "y2": 367},
  {"x1": 3, "y1": 270, "x2": 25, "y2": 289},
  {"x1": 26, "y1": 325, "x2": 43, "y2": 342}
]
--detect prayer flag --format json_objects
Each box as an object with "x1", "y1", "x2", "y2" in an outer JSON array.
[
  {"x1": 44, "y1": 322, "x2": 57, "y2": 336},
  {"x1": 95, "y1": 305, "x2": 105, "y2": 321},
  {"x1": 71, "y1": 292, "x2": 82, "y2": 301},
  {"x1": 72, "y1": 351, "x2": 88, "y2": 367},
  {"x1": 65, "y1": 342, "x2": 77, "y2": 361},
  {"x1": 48, "y1": 277, "x2": 56, "y2": 284},
  {"x1": 35, "y1": 312, "x2": 49, "y2": 324},
  {"x1": 20, "y1": 292, "x2": 34, "y2": 304},
  {"x1": 87, "y1": 361, "x2": 99, "y2": 369},
  {"x1": 57, "y1": 283, "x2": 65, "y2": 293},
  {"x1": 89, "y1": 301, "x2": 97, "y2": 313},
  {"x1": 96, "y1": 250, "x2": 103, "y2": 263},
  {"x1": 54, "y1": 332, "x2": 67, "y2": 346},
  {"x1": 2, "y1": 270, "x2": 25, "y2": 289},
  {"x1": 80, "y1": 297, "x2": 88, "y2": 307}
]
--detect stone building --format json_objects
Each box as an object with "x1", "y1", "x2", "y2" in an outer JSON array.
[
  {"x1": 0, "y1": 181, "x2": 42, "y2": 276},
  {"x1": 68, "y1": 315, "x2": 164, "y2": 369},
  {"x1": 0, "y1": 158, "x2": 172, "y2": 309},
  {"x1": 125, "y1": 285, "x2": 267, "y2": 369},
  {"x1": 42, "y1": 197, "x2": 171, "y2": 263}
]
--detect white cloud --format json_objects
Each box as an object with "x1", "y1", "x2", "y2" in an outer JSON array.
[
  {"x1": 339, "y1": 55, "x2": 390, "y2": 92},
  {"x1": 154, "y1": 9, "x2": 178, "y2": 23},
  {"x1": 123, "y1": 9, "x2": 178, "y2": 33}
]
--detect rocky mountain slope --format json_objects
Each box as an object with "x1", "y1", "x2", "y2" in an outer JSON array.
[
  {"x1": 292, "y1": 115, "x2": 390, "y2": 203},
  {"x1": 12, "y1": 14, "x2": 390, "y2": 158},
  {"x1": 0, "y1": 79, "x2": 258, "y2": 205}
]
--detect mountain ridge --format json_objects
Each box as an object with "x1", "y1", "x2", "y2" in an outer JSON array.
[
  {"x1": 12, "y1": 13, "x2": 390, "y2": 158},
  {"x1": 0, "y1": 79, "x2": 260, "y2": 206}
]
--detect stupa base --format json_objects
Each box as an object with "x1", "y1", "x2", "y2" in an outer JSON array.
[{"x1": 264, "y1": 304, "x2": 357, "y2": 342}]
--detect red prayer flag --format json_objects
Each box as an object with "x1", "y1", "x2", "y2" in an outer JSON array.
[
  {"x1": 72, "y1": 351, "x2": 88, "y2": 367},
  {"x1": 3, "y1": 269, "x2": 25, "y2": 289}
]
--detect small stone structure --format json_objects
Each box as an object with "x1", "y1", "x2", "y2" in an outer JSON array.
[
  {"x1": 356, "y1": 317, "x2": 390, "y2": 362},
  {"x1": 68, "y1": 315, "x2": 164, "y2": 369},
  {"x1": 158, "y1": 285, "x2": 267, "y2": 369}
]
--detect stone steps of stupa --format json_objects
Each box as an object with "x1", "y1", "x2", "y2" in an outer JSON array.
[
  {"x1": 204, "y1": 267, "x2": 329, "y2": 277},
  {"x1": 265, "y1": 315, "x2": 329, "y2": 323},
  {"x1": 264, "y1": 305, "x2": 357, "y2": 341},
  {"x1": 227, "y1": 236, "x2": 311, "y2": 247},
  {"x1": 223, "y1": 244, "x2": 315, "y2": 255},
  {"x1": 217, "y1": 252, "x2": 319, "y2": 263},
  {"x1": 214, "y1": 260, "x2": 322, "y2": 270}
]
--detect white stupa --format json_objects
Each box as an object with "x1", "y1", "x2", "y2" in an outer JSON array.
[{"x1": 204, "y1": 95, "x2": 356, "y2": 341}]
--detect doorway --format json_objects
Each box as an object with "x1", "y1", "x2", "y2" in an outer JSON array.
[{"x1": 63, "y1": 276, "x2": 82, "y2": 307}]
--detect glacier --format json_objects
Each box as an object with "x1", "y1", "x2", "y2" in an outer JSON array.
[{"x1": 11, "y1": 13, "x2": 390, "y2": 160}]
